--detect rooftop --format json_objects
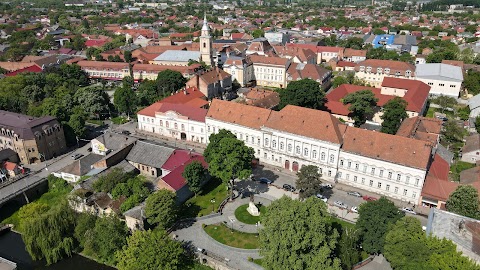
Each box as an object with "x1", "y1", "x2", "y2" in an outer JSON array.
[
  {"x1": 126, "y1": 141, "x2": 175, "y2": 169},
  {"x1": 153, "y1": 50, "x2": 201, "y2": 62},
  {"x1": 206, "y1": 99, "x2": 272, "y2": 130},
  {"x1": 416, "y1": 63, "x2": 463, "y2": 82}
]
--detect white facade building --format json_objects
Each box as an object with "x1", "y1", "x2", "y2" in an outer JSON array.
[{"x1": 415, "y1": 63, "x2": 463, "y2": 97}]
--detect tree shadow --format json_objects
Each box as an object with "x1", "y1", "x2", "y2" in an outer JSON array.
[
  {"x1": 0, "y1": 201, "x2": 22, "y2": 224},
  {"x1": 235, "y1": 180, "x2": 269, "y2": 198}
]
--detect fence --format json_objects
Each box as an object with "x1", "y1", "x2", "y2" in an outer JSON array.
[{"x1": 352, "y1": 255, "x2": 375, "y2": 270}]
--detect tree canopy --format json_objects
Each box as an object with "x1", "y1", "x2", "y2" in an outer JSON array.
[
  {"x1": 343, "y1": 90, "x2": 378, "y2": 127},
  {"x1": 431, "y1": 95, "x2": 457, "y2": 113},
  {"x1": 114, "y1": 86, "x2": 138, "y2": 116},
  {"x1": 204, "y1": 129, "x2": 255, "y2": 198},
  {"x1": 156, "y1": 69, "x2": 187, "y2": 97},
  {"x1": 446, "y1": 185, "x2": 479, "y2": 219},
  {"x1": 380, "y1": 97, "x2": 408, "y2": 134},
  {"x1": 355, "y1": 197, "x2": 404, "y2": 254},
  {"x1": 145, "y1": 190, "x2": 178, "y2": 229},
  {"x1": 259, "y1": 196, "x2": 341, "y2": 270},
  {"x1": 279, "y1": 78, "x2": 326, "y2": 110},
  {"x1": 116, "y1": 230, "x2": 185, "y2": 270},
  {"x1": 296, "y1": 165, "x2": 323, "y2": 199},
  {"x1": 182, "y1": 161, "x2": 208, "y2": 197}
]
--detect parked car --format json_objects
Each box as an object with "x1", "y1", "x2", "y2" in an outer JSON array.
[
  {"x1": 401, "y1": 207, "x2": 417, "y2": 215},
  {"x1": 362, "y1": 195, "x2": 377, "y2": 201},
  {"x1": 351, "y1": 206, "x2": 358, "y2": 213},
  {"x1": 320, "y1": 183, "x2": 333, "y2": 189},
  {"x1": 71, "y1": 153, "x2": 83, "y2": 160},
  {"x1": 334, "y1": 201, "x2": 348, "y2": 209},
  {"x1": 347, "y1": 191, "x2": 362, "y2": 197},
  {"x1": 259, "y1": 177, "x2": 272, "y2": 184},
  {"x1": 316, "y1": 194, "x2": 328, "y2": 203},
  {"x1": 282, "y1": 184, "x2": 295, "y2": 192},
  {"x1": 121, "y1": 130, "x2": 131, "y2": 135}
]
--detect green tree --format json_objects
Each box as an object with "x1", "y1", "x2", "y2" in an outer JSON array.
[
  {"x1": 380, "y1": 97, "x2": 408, "y2": 134},
  {"x1": 442, "y1": 119, "x2": 467, "y2": 143},
  {"x1": 116, "y1": 230, "x2": 185, "y2": 270},
  {"x1": 259, "y1": 196, "x2": 341, "y2": 270},
  {"x1": 446, "y1": 185, "x2": 479, "y2": 219},
  {"x1": 114, "y1": 86, "x2": 137, "y2": 116},
  {"x1": 356, "y1": 197, "x2": 404, "y2": 254},
  {"x1": 295, "y1": 165, "x2": 322, "y2": 199},
  {"x1": 145, "y1": 190, "x2": 177, "y2": 229},
  {"x1": 68, "y1": 107, "x2": 87, "y2": 138},
  {"x1": 475, "y1": 116, "x2": 480, "y2": 134},
  {"x1": 182, "y1": 161, "x2": 207, "y2": 197},
  {"x1": 74, "y1": 87, "x2": 110, "y2": 119},
  {"x1": 252, "y1": 29, "x2": 265, "y2": 38},
  {"x1": 203, "y1": 130, "x2": 255, "y2": 199},
  {"x1": 22, "y1": 202, "x2": 76, "y2": 265},
  {"x1": 431, "y1": 95, "x2": 457, "y2": 113},
  {"x1": 74, "y1": 213, "x2": 97, "y2": 249},
  {"x1": 83, "y1": 215, "x2": 129, "y2": 265},
  {"x1": 124, "y1": 50, "x2": 132, "y2": 63},
  {"x1": 384, "y1": 217, "x2": 431, "y2": 269},
  {"x1": 337, "y1": 228, "x2": 361, "y2": 270},
  {"x1": 279, "y1": 78, "x2": 326, "y2": 110},
  {"x1": 464, "y1": 70, "x2": 480, "y2": 95},
  {"x1": 156, "y1": 70, "x2": 187, "y2": 97},
  {"x1": 93, "y1": 168, "x2": 132, "y2": 193},
  {"x1": 343, "y1": 90, "x2": 378, "y2": 127},
  {"x1": 137, "y1": 79, "x2": 160, "y2": 106}
]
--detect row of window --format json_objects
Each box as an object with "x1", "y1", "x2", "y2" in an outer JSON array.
[
  {"x1": 142, "y1": 117, "x2": 204, "y2": 133},
  {"x1": 426, "y1": 82, "x2": 456, "y2": 88},
  {"x1": 339, "y1": 172, "x2": 417, "y2": 198},
  {"x1": 359, "y1": 66, "x2": 411, "y2": 76},
  {"x1": 340, "y1": 160, "x2": 420, "y2": 186},
  {"x1": 254, "y1": 67, "x2": 284, "y2": 74},
  {"x1": 264, "y1": 138, "x2": 336, "y2": 163},
  {"x1": 88, "y1": 71, "x2": 124, "y2": 78}
]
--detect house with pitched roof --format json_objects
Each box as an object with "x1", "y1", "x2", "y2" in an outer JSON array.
[
  {"x1": 354, "y1": 59, "x2": 415, "y2": 87},
  {"x1": 286, "y1": 63, "x2": 332, "y2": 89},
  {"x1": 249, "y1": 55, "x2": 290, "y2": 88},
  {"x1": 396, "y1": 116, "x2": 442, "y2": 146},
  {"x1": 223, "y1": 57, "x2": 253, "y2": 87},
  {"x1": 461, "y1": 134, "x2": 480, "y2": 164},
  {"x1": 338, "y1": 126, "x2": 432, "y2": 204},
  {"x1": 415, "y1": 63, "x2": 463, "y2": 97},
  {"x1": 186, "y1": 68, "x2": 232, "y2": 99},
  {"x1": 324, "y1": 77, "x2": 430, "y2": 125}
]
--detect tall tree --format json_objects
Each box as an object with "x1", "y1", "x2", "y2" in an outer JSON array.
[
  {"x1": 83, "y1": 215, "x2": 129, "y2": 265},
  {"x1": 356, "y1": 197, "x2": 404, "y2": 254},
  {"x1": 68, "y1": 106, "x2": 87, "y2": 138},
  {"x1": 442, "y1": 119, "x2": 467, "y2": 143},
  {"x1": 145, "y1": 190, "x2": 177, "y2": 229},
  {"x1": 124, "y1": 50, "x2": 132, "y2": 63},
  {"x1": 279, "y1": 78, "x2": 326, "y2": 110},
  {"x1": 114, "y1": 86, "x2": 137, "y2": 116},
  {"x1": 431, "y1": 95, "x2": 457, "y2": 113},
  {"x1": 116, "y1": 230, "x2": 185, "y2": 270},
  {"x1": 446, "y1": 185, "x2": 479, "y2": 219},
  {"x1": 384, "y1": 217, "x2": 431, "y2": 269},
  {"x1": 337, "y1": 228, "x2": 361, "y2": 270},
  {"x1": 380, "y1": 97, "x2": 408, "y2": 134},
  {"x1": 343, "y1": 90, "x2": 378, "y2": 127},
  {"x1": 182, "y1": 161, "x2": 207, "y2": 197},
  {"x1": 259, "y1": 197, "x2": 341, "y2": 270},
  {"x1": 203, "y1": 130, "x2": 255, "y2": 200},
  {"x1": 74, "y1": 213, "x2": 97, "y2": 249},
  {"x1": 295, "y1": 165, "x2": 323, "y2": 199},
  {"x1": 22, "y1": 202, "x2": 76, "y2": 265},
  {"x1": 156, "y1": 70, "x2": 187, "y2": 97}
]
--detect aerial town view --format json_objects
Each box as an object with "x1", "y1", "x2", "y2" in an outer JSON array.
[{"x1": 0, "y1": 0, "x2": 479, "y2": 269}]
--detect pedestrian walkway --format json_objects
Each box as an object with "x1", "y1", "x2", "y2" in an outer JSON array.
[{"x1": 220, "y1": 196, "x2": 273, "y2": 233}]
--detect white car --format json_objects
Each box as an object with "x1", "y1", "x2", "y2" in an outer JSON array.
[
  {"x1": 321, "y1": 183, "x2": 333, "y2": 189},
  {"x1": 401, "y1": 207, "x2": 417, "y2": 215},
  {"x1": 316, "y1": 194, "x2": 328, "y2": 203},
  {"x1": 334, "y1": 201, "x2": 348, "y2": 209},
  {"x1": 351, "y1": 206, "x2": 358, "y2": 213}
]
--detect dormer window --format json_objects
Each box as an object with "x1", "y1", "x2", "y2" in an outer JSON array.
[
  {"x1": 377, "y1": 67, "x2": 383, "y2": 73},
  {"x1": 395, "y1": 71, "x2": 401, "y2": 76},
  {"x1": 405, "y1": 70, "x2": 411, "y2": 76},
  {"x1": 366, "y1": 66, "x2": 372, "y2": 72},
  {"x1": 385, "y1": 68, "x2": 390, "y2": 74},
  {"x1": 359, "y1": 66, "x2": 365, "y2": 71}
]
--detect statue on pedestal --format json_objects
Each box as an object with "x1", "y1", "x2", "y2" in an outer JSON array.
[{"x1": 247, "y1": 202, "x2": 260, "y2": 216}]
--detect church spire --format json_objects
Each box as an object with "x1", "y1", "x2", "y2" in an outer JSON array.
[{"x1": 202, "y1": 12, "x2": 209, "y2": 32}]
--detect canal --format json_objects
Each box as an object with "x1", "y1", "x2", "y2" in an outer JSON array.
[{"x1": 0, "y1": 231, "x2": 115, "y2": 270}]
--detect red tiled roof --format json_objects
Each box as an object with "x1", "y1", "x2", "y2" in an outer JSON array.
[
  {"x1": 324, "y1": 84, "x2": 378, "y2": 116},
  {"x1": 354, "y1": 59, "x2": 415, "y2": 76},
  {"x1": 207, "y1": 99, "x2": 271, "y2": 130},
  {"x1": 85, "y1": 39, "x2": 109, "y2": 47},
  {"x1": 342, "y1": 126, "x2": 432, "y2": 169},
  {"x1": 337, "y1": 61, "x2": 356, "y2": 67},
  {"x1": 162, "y1": 149, "x2": 207, "y2": 171},
  {"x1": 381, "y1": 77, "x2": 430, "y2": 113},
  {"x1": 161, "y1": 154, "x2": 207, "y2": 191},
  {"x1": 154, "y1": 102, "x2": 207, "y2": 122},
  {"x1": 421, "y1": 175, "x2": 458, "y2": 202},
  {"x1": 428, "y1": 154, "x2": 449, "y2": 181},
  {"x1": 137, "y1": 87, "x2": 207, "y2": 117},
  {"x1": 5, "y1": 65, "x2": 42, "y2": 76}
]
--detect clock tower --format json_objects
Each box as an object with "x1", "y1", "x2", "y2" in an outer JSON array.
[{"x1": 200, "y1": 14, "x2": 213, "y2": 67}]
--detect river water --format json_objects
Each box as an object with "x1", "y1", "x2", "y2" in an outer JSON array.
[{"x1": 0, "y1": 231, "x2": 115, "y2": 270}]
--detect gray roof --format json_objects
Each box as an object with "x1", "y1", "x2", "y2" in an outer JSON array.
[
  {"x1": 393, "y1": 34, "x2": 417, "y2": 46},
  {"x1": 468, "y1": 94, "x2": 480, "y2": 110},
  {"x1": 436, "y1": 143, "x2": 454, "y2": 165},
  {"x1": 416, "y1": 63, "x2": 463, "y2": 82},
  {"x1": 123, "y1": 203, "x2": 145, "y2": 220},
  {"x1": 60, "y1": 154, "x2": 104, "y2": 176},
  {"x1": 126, "y1": 141, "x2": 175, "y2": 168},
  {"x1": 154, "y1": 50, "x2": 201, "y2": 62},
  {"x1": 0, "y1": 110, "x2": 60, "y2": 140},
  {"x1": 94, "y1": 132, "x2": 137, "y2": 151}
]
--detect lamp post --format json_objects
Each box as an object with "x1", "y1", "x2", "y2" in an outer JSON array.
[
  {"x1": 211, "y1": 198, "x2": 216, "y2": 213},
  {"x1": 39, "y1": 153, "x2": 48, "y2": 171}
]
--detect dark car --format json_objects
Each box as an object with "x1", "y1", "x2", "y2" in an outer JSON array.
[
  {"x1": 259, "y1": 177, "x2": 272, "y2": 184},
  {"x1": 121, "y1": 130, "x2": 131, "y2": 135},
  {"x1": 282, "y1": 184, "x2": 295, "y2": 192}
]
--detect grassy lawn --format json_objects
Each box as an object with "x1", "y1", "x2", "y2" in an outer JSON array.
[
  {"x1": 234, "y1": 204, "x2": 267, "y2": 225},
  {"x1": 328, "y1": 216, "x2": 355, "y2": 234},
  {"x1": 86, "y1": 119, "x2": 103, "y2": 126},
  {"x1": 111, "y1": 116, "x2": 129, "y2": 125},
  {"x1": 253, "y1": 258, "x2": 263, "y2": 266},
  {"x1": 203, "y1": 223, "x2": 259, "y2": 249},
  {"x1": 450, "y1": 161, "x2": 476, "y2": 181},
  {"x1": 425, "y1": 107, "x2": 454, "y2": 118},
  {"x1": 180, "y1": 178, "x2": 228, "y2": 218},
  {"x1": 188, "y1": 262, "x2": 213, "y2": 270}
]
